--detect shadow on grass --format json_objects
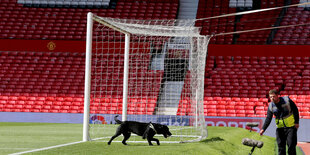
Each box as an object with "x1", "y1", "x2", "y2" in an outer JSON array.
[
  {"x1": 122, "y1": 144, "x2": 184, "y2": 147},
  {"x1": 200, "y1": 137, "x2": 225, "y2": 143}
]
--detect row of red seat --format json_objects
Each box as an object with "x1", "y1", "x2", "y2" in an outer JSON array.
[
  {"x1": 0, "y1": 96, "x2": 158, "y2": 114},
  {"x1": 177, "y1": 98, "x2": 268, "y2": 117},
  {"x1": 177, "y1": 98, "x2": 310, "y2": 118},
  {"x1": 214, "y1": 55, "x2": 310, "y2": 61}
]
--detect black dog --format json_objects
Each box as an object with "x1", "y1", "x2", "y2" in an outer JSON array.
[{"x1": 108, "y1": 115, "x2": 172, "y2": 145}]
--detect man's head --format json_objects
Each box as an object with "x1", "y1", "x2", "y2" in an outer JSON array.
[{"x1": 269, "y1": 89, "x2": 280, "y2": 103}]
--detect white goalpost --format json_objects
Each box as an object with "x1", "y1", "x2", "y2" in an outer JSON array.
[{"x1": 83, "y1": 12, "x2": 210, "y2": 143}]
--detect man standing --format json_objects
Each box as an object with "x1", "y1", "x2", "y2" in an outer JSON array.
[{"x1": 260, "y1": 89, "x2": 300, "y2": 155}]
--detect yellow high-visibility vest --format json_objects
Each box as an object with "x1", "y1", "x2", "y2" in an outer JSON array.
[
  {"x1": 269, "y1": 96, "x2": 295, "y2": 128},
  {"x1": 276, "y1": 113, "x2": 295, "y2": 128}
]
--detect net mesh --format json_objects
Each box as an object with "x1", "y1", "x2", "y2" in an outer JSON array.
[{"x1": 86, "y1": 15, "x2": 209, "y2": 143}]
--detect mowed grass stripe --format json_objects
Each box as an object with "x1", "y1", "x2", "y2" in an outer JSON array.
[{"x1": 0, "y1": 122, "x2": 82, "y2": 155}]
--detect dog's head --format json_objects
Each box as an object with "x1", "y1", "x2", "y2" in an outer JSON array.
[{"x1": 157, "y1": 124, "x2": 172, "y2": 138}]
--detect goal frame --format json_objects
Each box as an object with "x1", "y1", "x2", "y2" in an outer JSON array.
[
  {"x1": 83, "y1": 12, "x2": 133, "y2": 142},
  {"x1": 83, "y1": 12, "x2": 209, "y2": 142}
]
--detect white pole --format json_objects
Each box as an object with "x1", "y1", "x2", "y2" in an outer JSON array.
[
  {"x1": 195, "y1": 90, "x2": 198, "y2": 128},
  {"x1": 195, "y1": 37, "x2": 199, "y2": 128},
  {"x1": 83, "y1": 12, "x2": 93, "y2": 142},
  {"x1": 122, "y1": 34, "x2": 130, "y2": 121}
]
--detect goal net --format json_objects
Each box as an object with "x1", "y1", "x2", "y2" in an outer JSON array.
[{"x1": 83, "y1": 12, "x2": 209, "y2": 143}]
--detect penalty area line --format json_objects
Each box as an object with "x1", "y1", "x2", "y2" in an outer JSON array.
[{"x1": 9, "y1": 141, "x2": 85, "y2": 155}]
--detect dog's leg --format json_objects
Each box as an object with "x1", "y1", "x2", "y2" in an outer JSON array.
[
  {"x1": 108, "y1": 133, "x2": 121, "y2": 145},
  {"x1": 108, "y1": 126, "x2": 122, "y2": 145},
  {"x1": 147, "y1": 137, "x2": 160, "y2": 145},
  {"x1": 152, "y1": 138, "x2": 160, "y2": 145},
  {"x1": 146, "y1": 135, "x2": 158, "y2": 146},
  {"x1": 122, "y1": 132, "x2": 131, "y2": 145},
  {"x1": 147, "y1": 137, "x2": 153, "y2": 146}
]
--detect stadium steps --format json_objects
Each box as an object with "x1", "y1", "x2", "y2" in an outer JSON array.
[
  {"x1": 156, "y1": 81, "x2": 183, "y2": 115},
  {"x1": 177, "y1": 0, "x2": 199, "y2": 19}
]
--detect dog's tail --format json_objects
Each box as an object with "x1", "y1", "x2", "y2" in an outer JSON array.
[{"x1": 114, "y1": 115, "x2": 123, "y2": 124}]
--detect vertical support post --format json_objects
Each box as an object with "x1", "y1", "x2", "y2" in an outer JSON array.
[
  {"x1": 195, "y1": 90, "x2": 198, "y2": 128},
  {"x1": 122, "y1": 34, "x2": 130, "y2": 121},
  {"x1": 200, "y1": 36, "x2": 210, "y2": 139},
  {"x1": 83, "y1": 12, "x2": 93, "y2": 142},
  {"x1": 195, "y1": 37, "x2": 199, "y2": 128}
]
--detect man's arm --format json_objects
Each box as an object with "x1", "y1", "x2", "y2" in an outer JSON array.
[
  {"x1": 289, "y1": 99, "x2": 299, "y2": 128},
  {"x1": 260, "y1": 106, "x2": 273, "y2": 135}
]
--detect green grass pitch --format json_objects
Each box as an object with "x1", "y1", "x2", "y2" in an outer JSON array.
[{"x1": 0, "y1": 122, "x2": 303, "y2": 155}]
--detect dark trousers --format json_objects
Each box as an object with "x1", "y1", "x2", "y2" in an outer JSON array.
[{"x1": 276, "y1": 127, "x2": 297, "y2": 155}]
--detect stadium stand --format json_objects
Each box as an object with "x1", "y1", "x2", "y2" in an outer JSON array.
[
  {"x1": 272, "y1": 6, "x2": 310, "y2": 45},
  {"x1": 177, "y1": 49, "x2": 310, "y2": 119},
  {"x1": 0, "y1": 50, "x2": 162, "y2": 114},
  {"x1": 196, "y1": 0, "x2": 310, "y2": 45},
  {"x1": 0, "y1": 0, "x2": 178, "y2": 40},
  {"x1": 196, "y1": 0, "x2": 236, "y2": 44},
  {"x1": 1, "y1": 0, "x2": 310, "y2": 119},
  {"x1": 0, "y1": 51, "x2": 85, "y2": 113},
  {"x1": 199, "y1": 55, "x2": 310, "y2": 118}
]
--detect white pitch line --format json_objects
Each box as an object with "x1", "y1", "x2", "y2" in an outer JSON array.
[{"x1": 9, "y1": 141, "x2": 84, "y2": 155}]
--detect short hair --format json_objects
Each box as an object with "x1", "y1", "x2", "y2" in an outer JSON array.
[{"x1": 269, "y1": 89, "x2": 279, "y2": 95}]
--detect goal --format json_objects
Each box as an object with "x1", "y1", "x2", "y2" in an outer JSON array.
[{"x1": 83, "y1": 12, "x2": 210, "y2": 143}]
